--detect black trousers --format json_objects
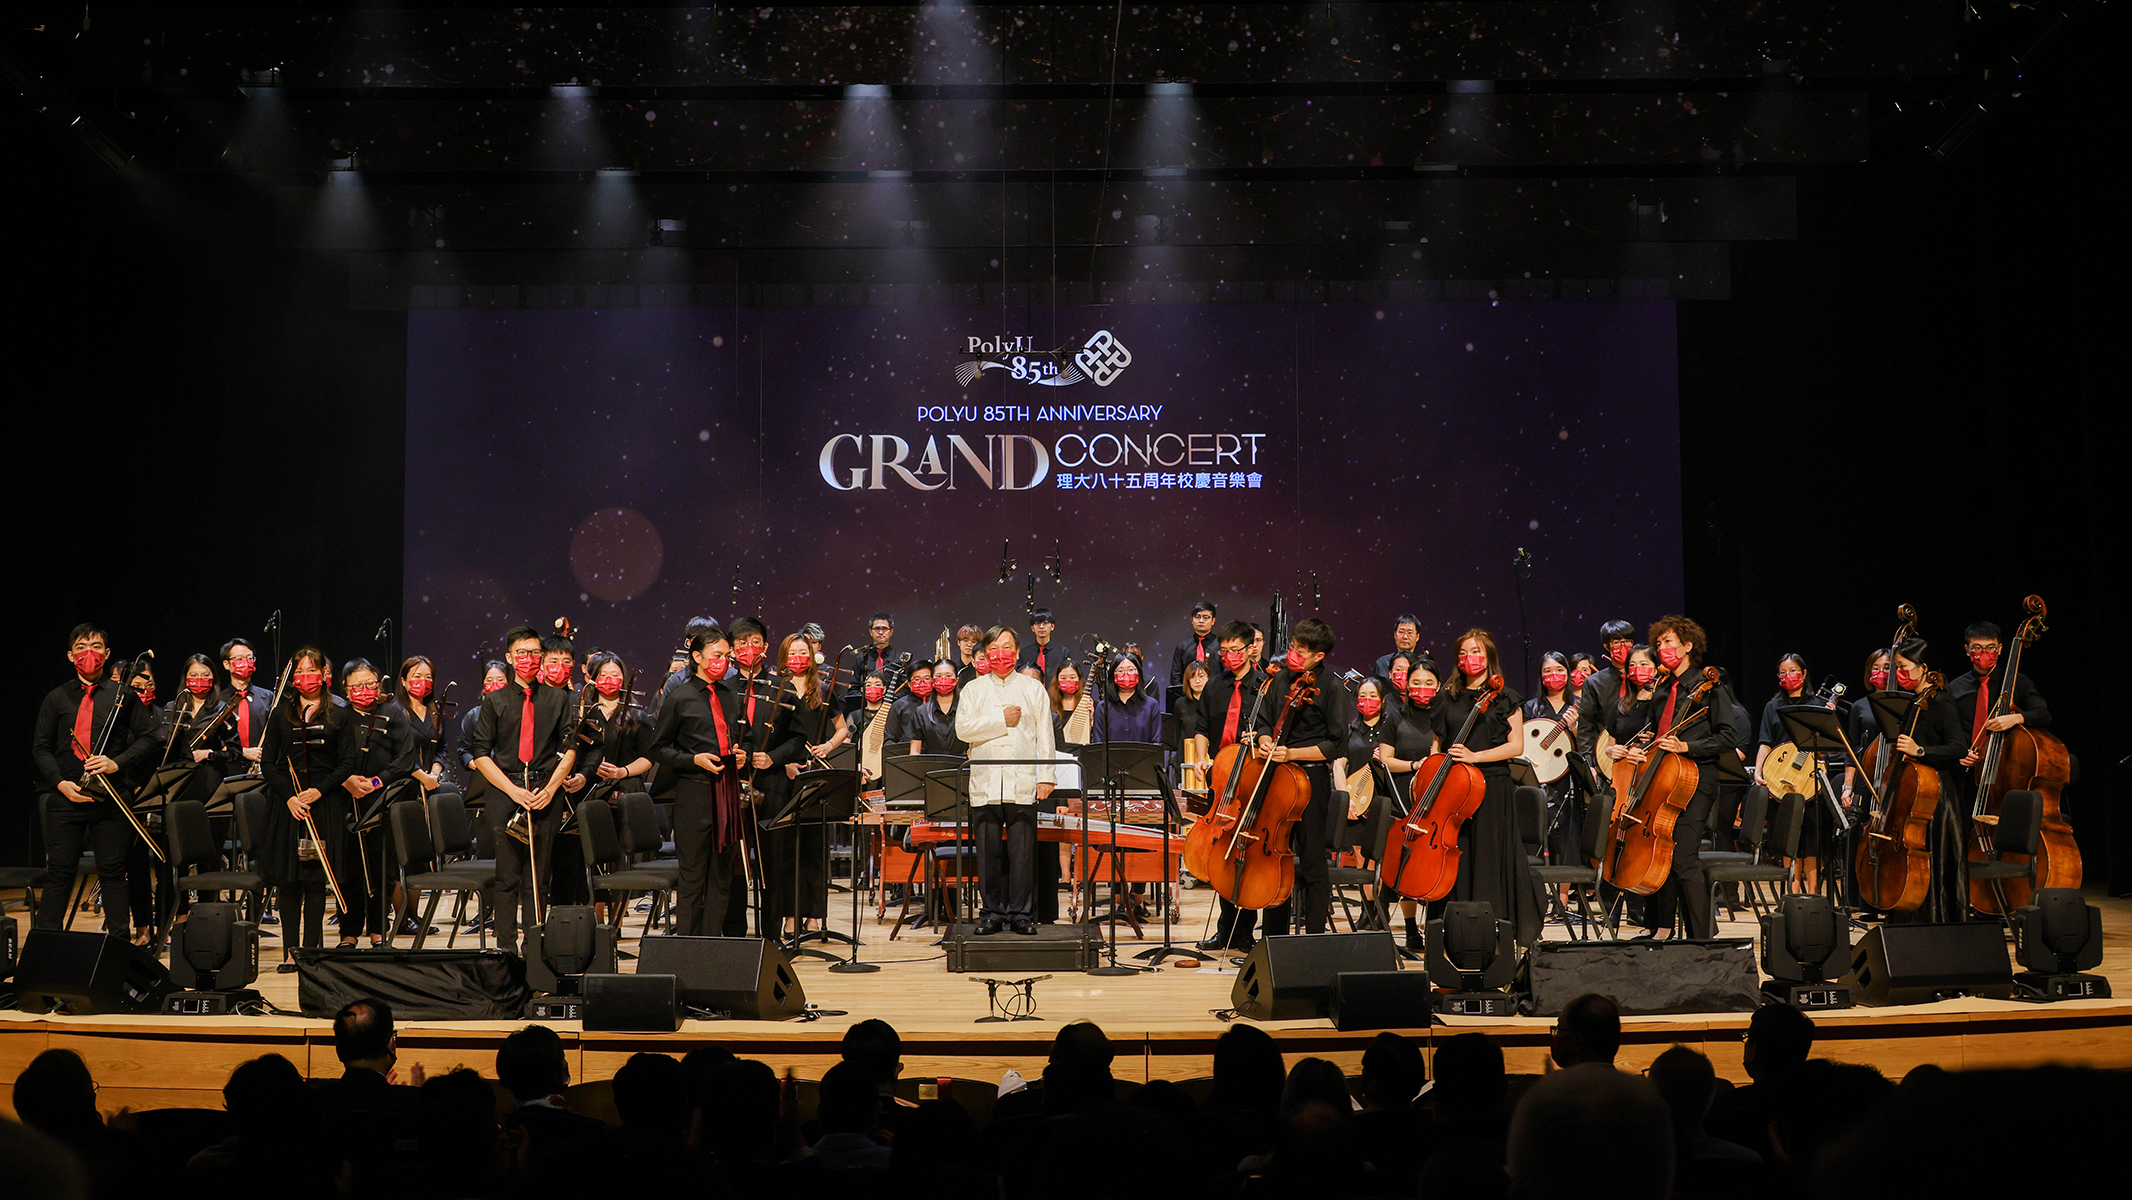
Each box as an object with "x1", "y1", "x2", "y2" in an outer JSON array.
[
  {"x1": 1643, "y1": 763, "x2": 1717, "y2": 938},
  {"x1": 277, "y1": 881, "x2": 328, "y2": 951},
  {"x1": 672, "y1": 778, "x2": 743, "y2": 936},
  {"x1": 1262, "y1": 765, "x2": 1335, "y2": 937},
  {"x1": 36, "y1": 802, "x2": 133, "y2": 935},
  {"x1": 973, "y1": 804, "x2": 1037, "y2": 921},
  {"x1": 490, "y1": 801, "x2": 561, "y2": 952}
]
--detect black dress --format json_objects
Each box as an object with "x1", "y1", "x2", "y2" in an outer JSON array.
[
  {"x1": 758, "y1": 677, "x2": 831, "y2": 922},
  {"x1": 1521, "y1": 693, "x2": 1585, "y2": 867},
  {"x1": 342, "y1": 704, "x2": 419, "y2": 936},
  {"x1": 1427, "y1": 684, "x2": 1542, "y2": 945},
  {"x1": 258, "y1": 698, "x2": 359, "y2": 947},
  {"x1": 1856, "y1": 690, "x2": 1968, "y2": 922},
  {"x1": 1339, "y1": 713, "x2": 1432, "y2": 866}
]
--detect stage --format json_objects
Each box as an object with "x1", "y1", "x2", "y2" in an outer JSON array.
[{"x1": 5, "y1": 885, "x2": 2129, "y2": 1118}]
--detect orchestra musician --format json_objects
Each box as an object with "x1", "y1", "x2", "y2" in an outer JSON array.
[
  {"x1": 219, "y1": 637, "x2": 272, "y2": 773},
  {"x1": 1753, "y1": 653, "x2": 1824, "y2": 890},
  {"x1": 398, "y1": 656, "x2": 446, "y2": 793},
  {"x1": 1021, "y1": 608, "x2": 1063, "y2": 679},
  {"x1": 954, "y1": 624, "x2": 1056, "y2": 935},
  {"x1": 763, "y1": 632, "x2": 841, "y2": 938},
  {"x1": 648, "y1": 628, "x2": 748, "y2": 936},
  {"x1": 1429, "y1": 629, "x2": 1541, "y2": 944},
  {"x1": 1373, "y1": 614, "x2": 1423, "y2": 679},
  {"x1": 1337, "y1": 672, "x2": 1435, "y2": 949},
  {"x1": 1394, "y1": 658, "x2": 1445, "y2": 947},
  {"x1": 1861, "y1": 637, "x2": 1969, "y2": 922},
  {"x1": 1046, "y1": 661, "x2": 1085, "y2": 739},
  {"x1": 1094, "y1": 651, "x2": 1164, "y2": 744},
  {"x1": 1573, "y1": 619, "x2": 1639, "y2": 774},
  {"x1": 953, "y1": 624, "x2": 984, "y2": 684},
  {"x1": 1167, "y1": 601, "x2": 1219, "y2": 710},
  {"x1": 1250, "y1": 618, "x2": 1347, "y2": 938},
  {"x1": 1523, "y1": 651, "x2": 1582, "y2": 904},
  {"x1": 1193, "y1": 620, "x2": 1265, "y2": 951},
  {"x1": 908, "y1": 660, "x2": 967, "y2": 757},
  {"x1": 1945, "y1": 620, "x2": 2051, "y2": 781},
  {"x1": 31, "y1": 625, "x2": 161, "y2": 944},
  {"x1": 259, "y1": 646, "x2": 357, "y2": 967},
  {"x1": 1608, "y1": 617, "x2": 1741, "y2": 941},
  {"x1": 338, "y1": 659, "x2": 416, "y2": 947},
  {"x1": 1841, "y1": 650, "x2": 1893, "y2": 814},
  {"x1": 464, "y1": 626, "x2": 578, "y2": 956},
  {"x1": 1174, "y1": 661, "x2": 1211, "y2": 786}
]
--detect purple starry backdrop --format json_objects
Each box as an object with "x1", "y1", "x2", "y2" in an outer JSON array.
[{"x1": 405, "y1": 301, "x2": 1680, "y2": 686}]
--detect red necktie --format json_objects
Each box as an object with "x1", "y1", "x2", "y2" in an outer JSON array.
[
  {"x1": 518, "y1": 684, "x2": 536, "y2": 764},
  {"x1": 1971, "y1": 675, "x2": 1991, "y2": 743},
  {"x1": 71, "y1": 683, "x2": 95, "y2": 760},
  {"x1": 1658, "y1": 679, "x2": 1679, "y2": 735},
  {"x1": 708, "y1": 682, "x2": 732, "y2": 755},
  {"x1": 1196, "y1": 640, "x2": 1206, "y2": 662},
  {"x1": 1037, "y1": 645, "x2": 1047, "y2": 673},
  {"x1": 1221, "y1": 680, "x2": 1244, "y2": 747},
  {"x1": 237, "y1": 694, "x2": 252, "y2": 747}
]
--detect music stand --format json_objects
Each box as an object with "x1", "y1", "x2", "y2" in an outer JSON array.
[
  {"x1": 1072, "y1": 741, "x2": 1164, "y2": 974},
  {"x1": 766, "y1": 767, "x2": 863, "y2": 964},
  {"x1": 206, "y1": 773, "x2": 266, "y2": 819},
  {"x1": 877, "y1": 754, "x2": 966, "y2": 935},
  {"x1": 1507, "y1": 757, "x2": 1541, "y2": 789},
  {"x1": 930, "y1": 758, "x2": 1060, "y2": 944},
  {"x1": 1715, "y1": 751, "x2": 1750, "y2": 788},
  {"x1": 135, "y1": 762, "x2": 196, "y2": 813}
]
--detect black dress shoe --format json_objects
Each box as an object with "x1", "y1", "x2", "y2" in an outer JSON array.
[
  {"x1": 1010, "y1": 918, "x2": 1038, "y2": 936},
  {"x1": 275, "y1": 961, "x2": 298, "y2": 974},
  {"x1": 977, "y1": 916, "x2": 1006, "y2": 936},
  {"x1": 1196, "y1": 935, "x2": 1231, "y2": 951}
]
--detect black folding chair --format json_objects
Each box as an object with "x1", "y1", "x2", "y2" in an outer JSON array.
[
  {"x1": 388, "y1": 797, "x2": 496, "y2": 948},
  {"x1": 1966, "y1": 789, "x2": 2044, "y2": 905},
  {"x1": 1517, "y1": 785, "x2": 1601, "y2": 940},
  {"x1": 165, "y1": 799, "x2": 264, "y2": 906},
  {"x1": 577, "y1": 796, "x2": 678, "y2": 943},
  {"x1": 1703, "y1": 788, "x2": 1803, "y2": 924}
]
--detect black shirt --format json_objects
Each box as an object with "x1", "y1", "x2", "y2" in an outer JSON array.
[
  {"x1": 32, "y1": 676, "x2": 161, "y2": 795},
  {"x1": 908, "y1": 696, "x2": 967, "y2": 757},
  {"x1": 1020, "y1": 638, "x2": 1066, "y2": 678},
  {"x1": 263, "y1": 697, "x2": 357, "y2": 803},
  {"x1": 1259, "y1": 664, "x2": 1346, "y2": 762},
  {"x1": 1941, "y1": 667, "x2": 2050, "y2": 733},
  {"x1": 464, "y1": 679, "x2": 577, "y2": 784},
  {"x1": 1169, "y1": 630, "x2": 1218, "y2": 695},
  {"x1": 344, "y1": 703, "x2": 419, "y2": 788},
  {"x1": 1430, "y1": 683, "x2": 1525, "y2": 777},
  {"x1": 649, "y1": 675, "x2": 739, "y2": 781},
  {"x1": 1195, "y1": 668, "x2": 1266, "y2": 751},
  {"x1": 1574, "y1": 666, "x2": 1633, "y2": 763},
  {"x1": 1857, "y1": 690, "x2": 1965, "y2": 770}
]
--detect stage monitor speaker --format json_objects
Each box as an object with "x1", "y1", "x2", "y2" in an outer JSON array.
[
  {"x1": 1519, "y1": 939, "x2": 1759, "y2": 1016},
  {"x1": 636, "y1": 936, "x2": 807, "y2": 1020},
  {"x1": 1849, "y1": 923, "x2": 2014, "y2": 1006},
  {"x1": 0, "y1": 917, "x2": 16, "y2": 980},
  {"x1": 524, "y1": 906, "x2": 617, "y2": 995},
  {"x1": 1329, "y1": 970, "x2": 1433, "y2": 1031},
  {"x1": 1230, "y1": 932, "x2": 1399, "y2": 1021},
  {"x1": 13, "y1": 930, "x2": 173, "y2": 1015},
  {"x1": 168, "y1": 902, "x2": 259, "y2": 991},
  {"x1": 582, "y1": 973, "x2": 682, "y2": 1032},
  {"x1": 295, "y1": 948, "x2": 530, "y2": 1019}
]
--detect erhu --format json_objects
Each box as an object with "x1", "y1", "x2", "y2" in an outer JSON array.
[{"x1": 71, "y1": 650, "x2": 166, "y2": 862}]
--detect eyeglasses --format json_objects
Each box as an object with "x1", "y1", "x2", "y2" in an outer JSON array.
[{"x1": 869, "y1": 625, "x2": 893, "y2": 633}]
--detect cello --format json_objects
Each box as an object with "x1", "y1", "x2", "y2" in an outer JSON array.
[
  {"x1": 1602, "y1": 667, "x2": 1721, "y2": 894},
  {"x1": 1853, "y1": 665, "x2": 1941, "y2": 914},
  {"x1": 1379, "y1": 675, "x2": 1505, "y2": 903},
  {"x1": 1967, "y1": 595, "x2": 2079, "y2": 913},
  {"x1": 1181, "y1": 669, "x2": 1318, "y2": 912}
]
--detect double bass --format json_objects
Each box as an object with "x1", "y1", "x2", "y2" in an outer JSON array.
[
  {"x1": 1182, "y1": 669, "x2": 1318, "y2": 912},
  {"x1": 1602, "y1": 667, "x2": 1721, "y2": 894},
  {"x1": 1853, "y1": 663, "x2": 1941, "y2": 914},
  {"x1": 1379, "y1": 675, "x2": 1505, "y2": 902},
  {"x1": 1967, "y1": 595, "x2": 2079, "y2": 912}
]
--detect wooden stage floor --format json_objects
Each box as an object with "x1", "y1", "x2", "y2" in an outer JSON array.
[{"x1": 6, "y1": 883, "x2": 2130, "y2": 1117}]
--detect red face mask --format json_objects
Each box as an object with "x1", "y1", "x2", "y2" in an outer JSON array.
[
  {"x1": 1778, "y1": 670, "x2": 1804, "y2": 692},
  {"x1": 700, "y1": 653, "x2": 731, "y2": 679},
  {"x1": 1969, "y1": 648, "x2": 1999, "y2": 673},
  {"x1": 186, "y1": 676, "x2": 214, "y2": 697},
  {"x1": 294, "y1": 670, "x2": 324, "y2": 696},
  {"x1": 595, "y1": 674, "x2": 624, "y2": 698},
  {"x1": 785, "y1": 652, "x2": 812, "y2": 674},
  {"x1": 734, "y1": 644, "x2": 764, "y2": 668},
  {"x1": 228, "y1": 657, "x2": 256, "y2": 681},
  {"x1": 405, "y1": 677, "x2": 432, "y2": 698},
  {"x1": 1541, "y1": 670, "x2": 1568, "y2": 692},
  {"x1": 1460, "y1": 653, "x2": 1488, "y2": 678},
  {"x1": 1113, "y1": 669, "x2": 1140, "y2": 691},
  {"x1": 863, "y1": 682, "x2": 886, "y2": 702},
  {"x1": 1609, "y1": 644, "x2": 1631, "y2": 667},
  {"x1": 483, "y1": 678, "x2": 506, "y2": 695},
  {"x1": 512, "y1": 651, "x2": 541, "y2": 680},
  {"x1": 909, "y1": 674, "x2": 933, "y2": 698},
  {"x1": 987, "y1": 647, "x2": 1017, "y2": 676},
  {"x1": 1658, "y1": 645, "x2": 1685, "y2": 670},
  {"x1": 932, "y1": 676, "x2": 957, "y2": 696},
  {"x1": 136, "y1": 687, "x2": 155, "y2": 705},
  {"x1": 1221, "y1": 648, "x2": 1247, "y2": 673},
  {"x1": 1409, "y1": 684, "x2": 1438, "y2": 706},
  {"x1": 71, "y1": 648, "x2": 107, "y2": 678},
  {"x1": 540, "y1": 662, "x2": 571, "y2": 687},
  {"x1": 1058, "y1": 678, "x2": 1081, "y2": 695},
  {"x1": 349, "y1": 683, "x2": 380, "y2": 708},
  {"x1": 1356, "y1": 695, "x2": 1382, "y2": 719},
  {"x1": 1390, "y1": 667, "x2": 1409, "y2": 692},
  {"x1": 1570, "y1": 669, "x2": 1590, "y2": 690},
  {"x1": 1868, "y1": 668, "x2": 1888, "y2": 690},
  {"x1": 1628, "y1": 664, "x2": 1656, "y2": 687},
  {"x1": 1285, "y1": 647, "x2": 1311, "y2": 672},
  {"x1": 1895, "y1": 667, "x2": 1920, "y2": 690}
]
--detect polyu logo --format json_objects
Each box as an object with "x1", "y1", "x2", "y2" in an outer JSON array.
[
  {"x1": 819, "y1": 433, "x2": 1050, "y2": 491},
  {"x1": 954, "y1": 329, "x2": 1133, "y2": 389}
]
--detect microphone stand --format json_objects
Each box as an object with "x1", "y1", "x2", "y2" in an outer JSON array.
[{"x1": 1086, "y1": 656, "x2": 1148, "y2": 976}]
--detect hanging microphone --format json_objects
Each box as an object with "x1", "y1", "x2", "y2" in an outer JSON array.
[
  {"x1": 1515, "y1": 547, "x2": 1532, "y2": 567},
  {"x1": 263, "y1": 609, "x2": 281, "y2": 635},
  {"x1": 998, "y1": 539, "x2": 1016, "y2": 584},
  {"x1": 375, "y1": 619, "x2": 392, "y2": 642},
  {"x1": 1047, "y1": 538, "x2": 1065, "y2": 584}
]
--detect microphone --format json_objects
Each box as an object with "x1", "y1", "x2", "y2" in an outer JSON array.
[
  {"x1": 375, "y1": 619, "x2": 392, "y2": 641},
  {"x1": 1047, "y1": 538, "x2": 1065, "y2": 584},
  {"x1": 998, "y1": 539, "x2": 1016, "y2": 584},
  {"x1": 1514, "y1": 547, "x2": 1532, "y2": 567},
  {"x1": 262, "y1": 609, "x2": 281, "y2": 635}
]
